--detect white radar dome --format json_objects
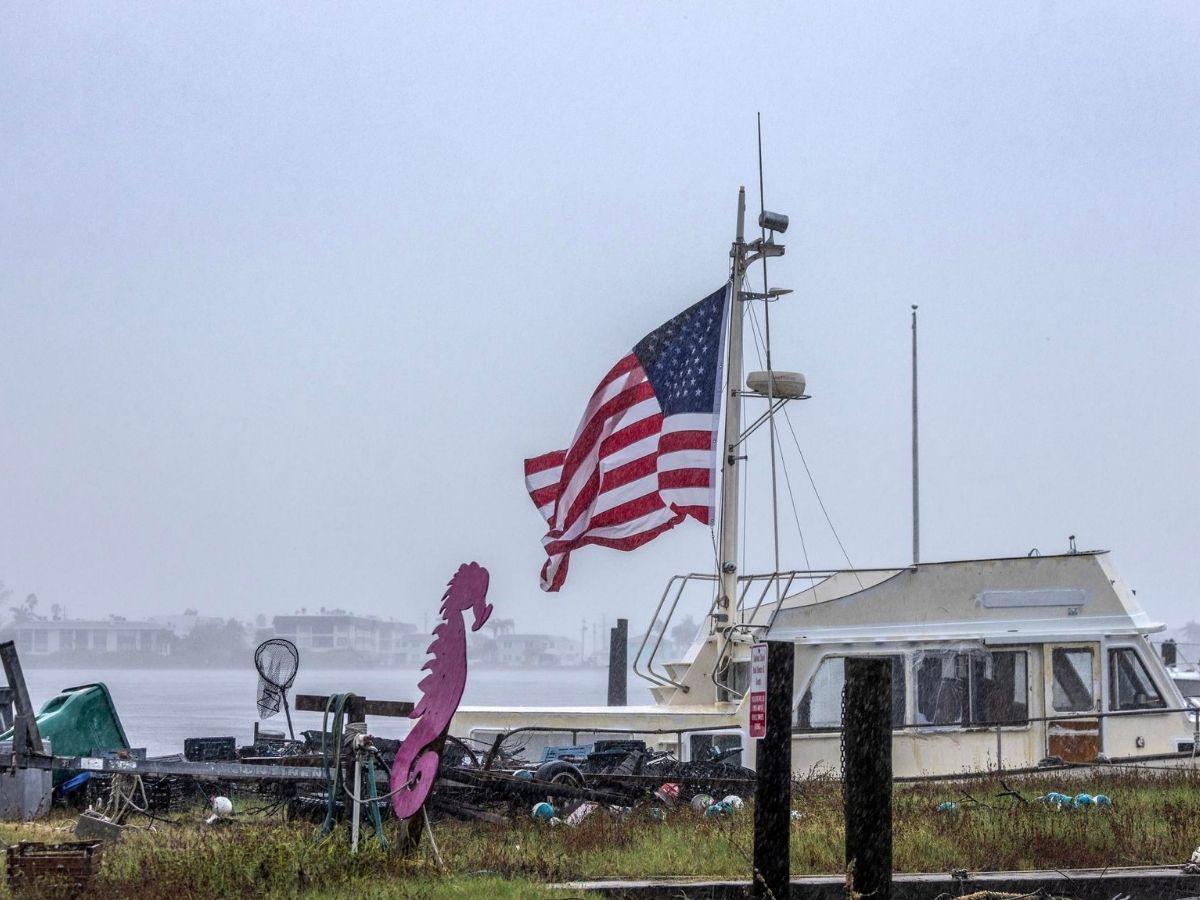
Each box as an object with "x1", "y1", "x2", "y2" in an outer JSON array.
[{"x1": 746, "y1": 370, "x2": 806, "y2": 399}]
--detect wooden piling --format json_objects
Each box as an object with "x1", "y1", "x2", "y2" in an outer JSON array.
[
  {"x1": 753, "y1": 640, "x2": 793, "y2": 899},
  {"x1": 843, "y1": 657, "x2": 893, "y2": 900},
  {"x1": 607, "y1": 619, "x2": 628, "y2": 706}
]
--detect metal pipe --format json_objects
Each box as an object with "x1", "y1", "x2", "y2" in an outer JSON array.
[
  {"x1": 715, "y1": 188, "x2": 747, "y2": 631},
  {"x1": 911, "y1": 305, "x2": 920, "y2": 566},
  {"x1": 350, "y1": 754, "x2": 362, "y2": 852}
]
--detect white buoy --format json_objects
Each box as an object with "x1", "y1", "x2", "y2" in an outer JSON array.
[{"x1": 206, "y1": 795, "x2": 233, "y2": 825}]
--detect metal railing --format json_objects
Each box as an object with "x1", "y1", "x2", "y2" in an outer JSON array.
[
  {"x1": 631, "y1": 573, "x2": 715, "y2": 691},
  {"x1": 631, "y1": 567, "x2": 880, "y2": 699}
]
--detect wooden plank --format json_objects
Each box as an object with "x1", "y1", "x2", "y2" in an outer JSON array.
[
  {"x1": 0, "y1": 751, "x2": 388, "y2": 784},
  {"x1": 293, "y1": 695, "x2": 414, "y2": 717},
  {"x1": 0, "y1": 642, "x2": 43, "y2": 754},
  {"x1": 0, "y1": 686, "x2": 14, "y2": 730}
]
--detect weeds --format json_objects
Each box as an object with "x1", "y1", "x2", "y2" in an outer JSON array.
[{"x1": 0, "y1": 768, "x2": 1195, "y2": 897}]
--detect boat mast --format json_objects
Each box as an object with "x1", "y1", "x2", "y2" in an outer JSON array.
[{"x1": 714, "y1": 188, "x2": 748, "y2": 631}]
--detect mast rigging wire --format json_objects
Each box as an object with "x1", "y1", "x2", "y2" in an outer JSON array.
[
  {"x1": 745, "y1": 303, "x2": 815, "y2": 594},
  {"x1": 744, "y1": 293, "x2": 862, "y2": 591}
]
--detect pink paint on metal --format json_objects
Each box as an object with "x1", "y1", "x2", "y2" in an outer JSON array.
[{"x1": 390, "y1": 562, "x2": 492, "y2": 819}]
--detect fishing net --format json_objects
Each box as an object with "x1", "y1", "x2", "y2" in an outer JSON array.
[{"x1": 255, "y1": 639, "x2": 299, "y2": 736}]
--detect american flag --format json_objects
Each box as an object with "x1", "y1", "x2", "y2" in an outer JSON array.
[{"x1": 524, "y1": 285, "x2": 729, "y2": 591}]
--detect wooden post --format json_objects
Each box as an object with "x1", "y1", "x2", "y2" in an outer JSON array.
[
  {"x1": 607, "y1": 618, "x2": 628, "y2": 706},
  {"x1": 753, "y1": 640, "x2": 793, "y2": 899},
  {"x1": 0, "y1": 642, "x2": 42, "y2": 755},
  {"x1": 843, "y1": 657, "x2": 892, "y2": 900}
]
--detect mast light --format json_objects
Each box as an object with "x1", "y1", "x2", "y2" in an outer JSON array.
[{"x1": 759, "y1": 210, "x2": 789, "y2": 234}]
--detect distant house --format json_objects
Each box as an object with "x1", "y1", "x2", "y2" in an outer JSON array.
[
  {"x1": 148, "y1": 611, "x2": 226, "y2": 638},
  {"x1": 3, "y1": 618, "x2": 174, "y2": 657},
  {"x1": 492, "y1": 634, "x2": 581, "y2": 667},
  {"x1": 270, "y1": 610, "x2": 416, "y2": 659},
  {"x1": 394, "y1": 632, "x2": 434, "y2": 666}
]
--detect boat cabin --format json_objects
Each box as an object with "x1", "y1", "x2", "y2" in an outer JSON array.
[{"x1": 744, "y1": 550, "x2": 1196, "y2": 775}]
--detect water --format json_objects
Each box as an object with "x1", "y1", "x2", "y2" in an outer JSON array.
[{"x1": 20, "y1": 665, "x2": 650, "y2": 756}]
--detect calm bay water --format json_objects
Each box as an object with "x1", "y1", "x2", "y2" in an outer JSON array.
[{"x1": 21, "y1": 665, "x2": 650, "y2": 756}]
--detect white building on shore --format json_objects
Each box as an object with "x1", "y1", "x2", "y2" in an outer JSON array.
[{"x1": 2, "y1": 617, "x2": 174, "y2": 657}]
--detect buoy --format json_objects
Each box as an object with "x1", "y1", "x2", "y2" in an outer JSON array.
[
  {"x1": 722, "y1": 795, "x2": 744, "y2": 810},
  {"x1": 705, "y1": 801, "x2": 733, "y2": 818},
  {"x1": 1073, "y1": 793, "x2": 1094, "y2": 809},
  {"x1": 936, "y1": 801, "x2": 958, "y2": 813},
  {"x1": 514, "y1": 769, "x2": 534, "y2": 781},
  {"x1": 531, "y1": 802, "x2": 555, "y2": 822},
  {"x1": 1094, "y1": 794, "x2": 1113, "y2": 807},
  {"x1": 690, "y1": 794, "x2": 714, "y2": 813}
]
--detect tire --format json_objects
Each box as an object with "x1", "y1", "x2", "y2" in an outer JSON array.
[{"x1": 532, "y1": 760, "x2": 585, "y2": 787}]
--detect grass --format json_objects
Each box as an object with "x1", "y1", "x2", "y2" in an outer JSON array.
[{"x1": 0, "y1": 768, "x2": 1196, "y2": 897}]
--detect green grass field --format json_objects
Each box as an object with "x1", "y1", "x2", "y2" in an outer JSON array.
[{"x1": 0, "y1": 768, "x2": 1196, "y2": 898}]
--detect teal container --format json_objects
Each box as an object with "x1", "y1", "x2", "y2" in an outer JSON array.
[{"x1": 2, "y1": 683, "x2": 130, "y2": 783}]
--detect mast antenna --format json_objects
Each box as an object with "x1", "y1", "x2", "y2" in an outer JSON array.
[
  {"x1": 757, "y1": 113, "x2": 783, "y2": 607},
  {"x1": 911, "y1": 304, "x2": 920, "y2": 566}
]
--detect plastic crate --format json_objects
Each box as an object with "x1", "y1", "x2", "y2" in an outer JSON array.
[{"x1": 184, "y1": 737, "x2": 237, "y2": 762}]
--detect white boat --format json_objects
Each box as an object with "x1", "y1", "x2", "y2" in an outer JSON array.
[
  {"x1": 1161, "y1": 641, "x2": 1200, "y2": 709},
  {"x1": 450, "y1": 187, "x2": 1199, "y2": 778}
]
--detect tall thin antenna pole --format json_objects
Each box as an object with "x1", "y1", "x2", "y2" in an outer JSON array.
[
  {"x1": 757, "y1": 113, "x2": 783, "y2": 609},
  {"x1": 911, "y1": 304, "x2": 920, "y2": 566}
]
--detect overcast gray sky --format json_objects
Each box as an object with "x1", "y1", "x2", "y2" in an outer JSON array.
[{"x1": 2, "y1": 3, "x2": 1197, "y2": 636}]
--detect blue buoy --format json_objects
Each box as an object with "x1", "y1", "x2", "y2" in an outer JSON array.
[
  {"x1": 1073, "y1": 793, "x2": 1094, "y2": 808},
  {"x1": 1094, "y1": 794, "x2": 1113, "y2": 807},
  {"x1": 936, "y1": 801, "x2": 958, "y2": 813},
  {"x1": 531, "y1": 801, "x2": 555, "y2": 822}
]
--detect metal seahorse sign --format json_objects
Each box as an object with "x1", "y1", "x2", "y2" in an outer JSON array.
[{"x1": 390, "y1": 562, "x2": 492, "y2": 819}]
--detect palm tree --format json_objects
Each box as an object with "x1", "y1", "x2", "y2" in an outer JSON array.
[
  {"x1": 1181, "y1": 620, "x2": 1200, "y2": 644},
  {"x1": 486, "y1": 617, "x2": 516, "y2": 637}
]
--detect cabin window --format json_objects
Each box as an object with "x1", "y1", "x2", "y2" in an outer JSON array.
[
  {"x1": 795, "y1": 656, "x2": 906, "y2": 730},
  {"x1": 970, "y1": 651, "x2": 1028, "y2": 725},
  {"x1": 690, "y1": 733, "x2": 742, "y2": 766},
  {"x1": 718, "y1": 660, "x2": 750, "y2": 702},
  {"x1": 914, "y1": 650, "x2": 1028, "y2": 726},
  {"x1": 1051, "y1": 648, "x2": 1095, "y2": 712},
  {"x1": 1109, "y1": 648, "x2": 1165, "y2": 711}
]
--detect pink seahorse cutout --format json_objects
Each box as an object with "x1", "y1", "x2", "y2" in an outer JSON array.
[{"x1": 390, "y1": 562, "x2": 492, "y2": 819}]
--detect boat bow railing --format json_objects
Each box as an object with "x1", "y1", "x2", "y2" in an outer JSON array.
[{"x1": 633, "y1": 568, "x2": 840, "y2": 698}]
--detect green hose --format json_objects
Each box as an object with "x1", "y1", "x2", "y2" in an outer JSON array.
[
  {"x1": 317, "y1": 692, "x2": 352, "y2": 840},
  {"x1": 315, "y1": 691, "x2": 389, "y2": 849},
  {"x1": 364, "y1": 756, "x2": 389, "y2": 850}
]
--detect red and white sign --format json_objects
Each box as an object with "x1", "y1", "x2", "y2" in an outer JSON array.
[{"x1": 748, "y1": 643, "x2": 768, "y2": 739}]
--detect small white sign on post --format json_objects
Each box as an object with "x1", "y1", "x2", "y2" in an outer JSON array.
[{"x1": 749, "y1": 643, "x2": 768, "y2": 739}]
